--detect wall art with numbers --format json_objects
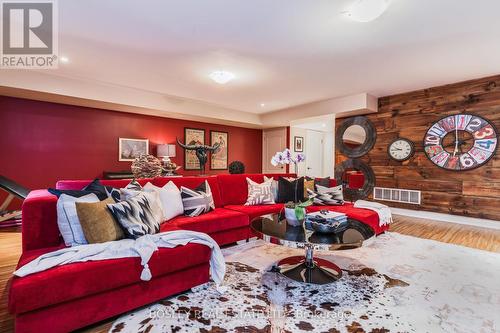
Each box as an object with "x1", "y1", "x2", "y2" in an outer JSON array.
[{"x1": 423, "y1": 114, "x2": 497, "y2": 171}]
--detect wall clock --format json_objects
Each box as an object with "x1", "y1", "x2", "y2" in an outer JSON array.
[
  {"x1": 388, "y1": 138, "x2": 415, "y2": 161},
  {"x1": 423, "y1": 114, "x2": 497, "y2": 171}
]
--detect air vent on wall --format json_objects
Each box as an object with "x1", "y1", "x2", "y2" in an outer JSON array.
[{"x1": 373, "y1": 187, "x2": 421, "y2": 205}]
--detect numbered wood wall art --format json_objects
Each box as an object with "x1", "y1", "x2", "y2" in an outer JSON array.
[{"x1": 423, "y1": 114, "x2": 498, "y2": 171}]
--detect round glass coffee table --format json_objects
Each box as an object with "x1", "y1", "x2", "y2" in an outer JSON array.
[{"x1": 250, "y1": 213, "x2": 375, "y2": 285}]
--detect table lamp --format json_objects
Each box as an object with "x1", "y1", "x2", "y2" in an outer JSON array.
[{"x1": 157, "y1": 144, "x2": 177, "y2": 175}]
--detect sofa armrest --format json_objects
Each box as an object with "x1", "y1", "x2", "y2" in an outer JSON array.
[{"x1": 22, "y1": 190, "x2": 61, "y2": 252}]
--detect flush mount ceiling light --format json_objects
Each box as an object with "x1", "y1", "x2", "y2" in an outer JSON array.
[
  {"x1": 209, "y1": 70, "x2": 235, "y2": 84},
  {"x1": 343, "y1": 0, "x2": 390, "y2": 22}
]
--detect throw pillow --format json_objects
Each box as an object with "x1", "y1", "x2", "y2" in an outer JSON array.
[
  {"x1": 180, "y1": 180, "x2": 215, "y2": 217},
  {"x1": 143, "y1": 181, "x2": 184, "y2": 221},
  {"x1": 56, "y1": 193, "x2": 100, "y2": 246},
  {"x1": 263, "y1": 176, "x2": 279, "y2": 201},
  {"x1": 277, "y1": 177, "x2": 305, "y2": 203},
  {"x1": 314, "y1": 177, "x2": 331, "y2": 189},
  {"x1": 307, "y1": 189, "x2": 344, "y2": 206},
  {"x1": 119, "y1": 179, "x2": 144, "y2": 200},
  {"x1": 126, "y1": 179, "x2": 143, "y2": 191},
  {"x1": 304, "y1": 178, "x2": 315, "y2": 197},
  {"x1": 83, "y1": 178, "x2": 121, "y2": 202},
  {"x1": 107, "y1": 192, "x2": 162, "y2": 239},
  {"x1": 49, "y1": 188, "x2": 108, "y2": 201},
  {"x1": 75, "y1": 198, "x2": 124, "y2": 243},
  {"x1": 245, "y1": 178, "x2": 275, "y2": 206},
  {"x1": 316, "y1": 184, "x2": 344, "y2": 200}
]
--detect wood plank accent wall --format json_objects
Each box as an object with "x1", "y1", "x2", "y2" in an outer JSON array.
[{"x1": 336, "y1": 74, "x2": 500, "y2": 221}]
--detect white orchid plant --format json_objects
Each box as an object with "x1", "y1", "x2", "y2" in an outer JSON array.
[{"x1": 270, "y1": 148, "x2": 305, "y2": 173}]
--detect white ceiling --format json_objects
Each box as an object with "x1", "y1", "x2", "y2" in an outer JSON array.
[{"x1": 3, "y1": 0, "x2": 500, "y2": 118}]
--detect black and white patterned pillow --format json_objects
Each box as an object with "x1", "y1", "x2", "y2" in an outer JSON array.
[
  {"x1": 307, "y1": 184, "x2": 344, "y2": 206},
  {"x1": 245, "y1": 178, "x2": 275, "y2": 206},
  {"x1": 180, "y1": 181, "x2": 215, "y2": 217},
  {"x1": 119, "y1": 179, "x2": 145, "y2": 201},
  {"x1": 83, "y1": 178, "x2": 121, "y2": 202},
  {"x1": 126, "y1": 179, "x2": 143, "y2": 191},
  {"x1": 107, "y1": 192, "x2": 162, "y2": 239}
]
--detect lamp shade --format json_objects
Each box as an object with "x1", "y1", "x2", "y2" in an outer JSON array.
[{"x1": 157, "y1": 144, "x2": 176, "y2": 157}]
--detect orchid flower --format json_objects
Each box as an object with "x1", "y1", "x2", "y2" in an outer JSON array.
[{"x1": 269, "y1": 148, "x2": 306, "y2": 166}]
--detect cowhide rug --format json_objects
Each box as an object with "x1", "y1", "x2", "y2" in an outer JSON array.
[{"x1": 110, "y1": 232, "x2": 500, "y2": 333}]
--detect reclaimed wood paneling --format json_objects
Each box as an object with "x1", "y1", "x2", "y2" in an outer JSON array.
[{"x1": 336, "y1": 74, "x2": 500, "y2": 221}]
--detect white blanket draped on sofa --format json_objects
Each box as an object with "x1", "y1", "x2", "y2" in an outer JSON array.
[
  {"x1": 14, "y1": 230, "x2": 226, "y2": 285},
  {"x1": 354, "y1": 200, "x2": 393, "y2": 227}
]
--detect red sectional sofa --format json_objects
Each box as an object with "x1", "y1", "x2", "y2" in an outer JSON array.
[{"x1": 9, "y1": 173, "x2": 388, "y2": 332}]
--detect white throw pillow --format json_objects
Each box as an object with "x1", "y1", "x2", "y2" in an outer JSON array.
[
  {"x1": 143, "y1": 181, "x2": 184, "y2": 221},
  {"x1": 57, "y1": 193, "x2": 100, "y2": 246},
  {"x1": 245, "y1": 178, "x2": 275, "y2": 206},
  {"x1": 263, "y1": 176, "x2": 279, "y2": 202}
]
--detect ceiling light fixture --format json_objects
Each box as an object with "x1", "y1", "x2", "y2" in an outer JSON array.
[
  {"x1": 209, "y1": 70, "x2": 235, "y2": 84},
  {"x1": 343, "y1": 0, "x2": 390, "y2": 22},
  {"x1": 260, "y1": 103, "x2": 265, "y2": 107},
  {"x1": 60, "y1": 56, "x2": 69, "y2": 63}
]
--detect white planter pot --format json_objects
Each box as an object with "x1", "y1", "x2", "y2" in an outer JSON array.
[{"x1": 285, "y1": 207, "x2": 304, "y2": 227}]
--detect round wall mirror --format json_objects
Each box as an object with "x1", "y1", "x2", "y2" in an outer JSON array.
[
  {"x1": 336, "y1": 116, "x2": 376, "y2": 158},
  {"x1": 335, "y1": 159, "x2": 375, "y2": 201},
  {"x1": 342, "y1": 125, "x2": 367, "y2": 148}
]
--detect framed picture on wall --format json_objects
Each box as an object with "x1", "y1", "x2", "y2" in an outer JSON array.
[
  {"x1": 119, "y1": 138, "x2": 149, "y2": 161},
  {"x1": 184, "y1": 128, "x2": 205, "y2": 170},
  {"x1": 210, "y1": 130, "x2": 228, "y2": 170},
  {"x1": 294, "y1": 136, "x2": 304, "y2": 152}
]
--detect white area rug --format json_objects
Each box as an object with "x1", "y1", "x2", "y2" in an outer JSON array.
[{"x1": 110, "y1": 232, "x2": 500, "y2": 332}]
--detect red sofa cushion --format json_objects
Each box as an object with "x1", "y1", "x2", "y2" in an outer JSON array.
[
  {"x1": 217, "y1": 173, "x2": 297, "y2": 206},
  {"x1": 9, "y1": 242, "x2": 211, "y2": 314},
  {"x1": 306, "y1": 203, "x2": 388, "y2": 235},
  {"x1": 224, "y1": 203, "x2": 285, "y2": 221},
  {"x1": 162, "y1": 208, "x2": 249, "y2": 234}
]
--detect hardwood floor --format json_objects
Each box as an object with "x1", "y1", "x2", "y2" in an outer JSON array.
[
  {"x1": 0, "y1": 215, "x2": 499, "y2": 333},
  {"x1": 391, "y1": 215, "x2": 500, "y2": 252}
]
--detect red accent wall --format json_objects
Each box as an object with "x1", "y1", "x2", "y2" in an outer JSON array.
[{"x1": 0, "y1": 96, "x2": 263, "y2": 209}]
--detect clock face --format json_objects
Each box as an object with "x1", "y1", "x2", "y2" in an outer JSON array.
[
  {"x1": 388, "y1": 138, "x2": 414, "y2": 161},
  {"x1": 423, "y1": 114, "x2": 497, "y2": 171}
]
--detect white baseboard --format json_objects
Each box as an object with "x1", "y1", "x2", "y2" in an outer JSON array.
[{"x1": 391, "y1": 207, "x2": 500, "y2": 231}]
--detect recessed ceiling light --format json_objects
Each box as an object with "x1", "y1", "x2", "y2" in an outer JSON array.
[
  {"x1": 209, "y1": 70, "x2": 235, "y2": 84},
  {"x1": 260, "y1": 103, "x2": 265, "y2": 107},
  {"x1": 60, "y1": 56, "x2": 69, "y2": 63},
  {"x1": 343, "y1": 0, "x2": 390, "y2": 22}
]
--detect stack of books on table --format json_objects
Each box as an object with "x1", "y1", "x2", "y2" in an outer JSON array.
[{"x1": 304, "y1": 211, "x2": 348, "y2": 230}]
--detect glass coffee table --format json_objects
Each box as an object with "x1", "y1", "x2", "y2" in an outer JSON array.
[{"x1": 250, "y1": 213, "x2": 375, "y2": 285}]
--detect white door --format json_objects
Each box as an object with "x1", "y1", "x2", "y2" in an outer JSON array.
[
  {"x1": 305, "y1": 130, "x2": 323, "y2": 177},
  {"x1": 262, "y1": 127, "x2": 287, "y2": 173}
]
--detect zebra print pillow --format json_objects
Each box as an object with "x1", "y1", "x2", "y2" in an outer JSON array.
[
  {"x1": 180, "y1": 181, "x2": 215, "y2": 217},
  {"x1": 107, "y1": 192, "x2": 162, "y2": 239},
  {"x1": 245, "y1": 178, "x2": 275, "y2": 206}
]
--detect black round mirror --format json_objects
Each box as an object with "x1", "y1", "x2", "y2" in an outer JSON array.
[
  {"x1": 334, "y1": 159, "x2": 375, "y2": 201},
  {"x1": 336, "y1": 116, "x2": 376, "y2": 158}
]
